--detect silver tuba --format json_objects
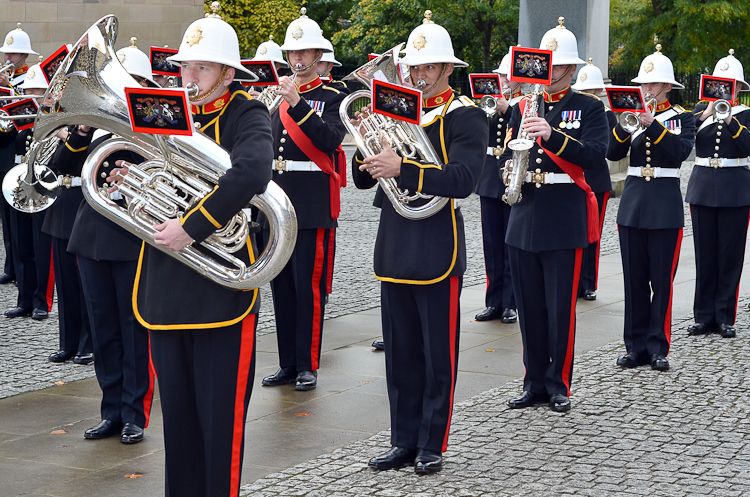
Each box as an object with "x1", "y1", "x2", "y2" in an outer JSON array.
[
  {"x1": 339, "y1": 45, "x2": 449, "y2": 220},
  {"x1": 502, "y1": 84, "x2": 543, "y2": 205},
  {"x1": 32, "y1": 15, "x2": 297, "y2": 291}
]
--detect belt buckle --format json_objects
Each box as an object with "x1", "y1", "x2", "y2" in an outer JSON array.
[
  {"x1": 61, "y1": 176, "x2": 73, "y2": 189},
  {"x1": 710, "y1": 158, "x2": 721, "y2": 168},
  {"x1": 493, "y1": 147, "x2": 502, "y2": 158},
  {"x1": 641, "y1": 166, "x2": 654, "y2": 182},
  {"x1": 274, "y1": 159, "x2": 287, "y2": 173},
  {"x1": 532, "y1": 168, "x2": 545, "y2": 188}
]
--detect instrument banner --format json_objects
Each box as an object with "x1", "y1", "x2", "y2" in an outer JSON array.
[
  {"x1": 124, "y1": 87, "x2": 193, "y2": 136},
  {"x1": 3, "y1": 98, "x2": 38, "y2": 131},
  {"x1": 239, "y1": 60, "x2": 279, "y2": 86},
  {"x1": 605, "y1": 86, "x2": 647, "y2": 113},
  {"x1": 700, "y1": 74, "x2": 735, "y2": 102},
  {"x1": 510, "y1": 47, "x2": 552, "y2": 85},
  {"x1": 468, "y1": 73, "x2": 502, "y2": 98},
  {"x1": 372, "y1": 79, "x2": 421, "y2": 125},
  {"x1": 40, "y1": 45, "x2": 69, "y2": 84},
  {"x1": 150, "y1": 47, "x2": 181, "y2": 77}
]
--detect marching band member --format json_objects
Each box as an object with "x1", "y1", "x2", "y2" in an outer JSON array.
[
  {"x1": 570, "y1": 58, "x2": 614, "y2": 301},
  {"x1": 109, "y1": 6, "x2": 274, "y2": 495},
  {"x1": 353, "y1": 10, "x2": 487, "y2": 474},
  {"x1": 51, "y1": 40, "x2": 156, "y2": 443},
  {"x1": 610, "y1": 44, "x2": 696, "y2": 371},
  {"x1": 246, "y1": 35, "x2": 290, "y2": 98},
  {"x1": 261, "y1": 8, "x2": 346, "y2": 392},
  {"x1": 686, "y1": 50, "x2": 750, "y2": 339},
  {"x1": 503, "y1": 18, "x2": 609, "y2": 413},
  {"x1": 318, "y1": 39, "x2": 350, "y2": 94},
  {"x1": 474, "y1": 50, "x2": 522, "y2": 323}
]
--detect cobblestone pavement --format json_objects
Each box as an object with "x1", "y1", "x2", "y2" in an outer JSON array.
[
  {"x1": 242, "y1": 301, "x2": 750, "y2": 497},
  {"x1": 0, "y1": 150, "x2": 697, "y2": 400}
]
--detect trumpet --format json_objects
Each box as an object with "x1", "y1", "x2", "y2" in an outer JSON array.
[
  {"x1": 0, "y1": 61, "x2": 15, "y2": 79},
  {"x1": 713, "y1": 99, "x2": 732, "y2": 121},
  {"x1": 619, "y1": 94, "x2": 656, "y2": 134}
]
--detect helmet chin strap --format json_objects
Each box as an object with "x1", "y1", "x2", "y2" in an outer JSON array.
[
  {"x1": 189, "y1": 65, "x2": 230, "y2": 103},
  {"x1": 284, "y1": 51, "x2": 323, "y2": 78},
  {"x1": 550, "y1": 64, "x2": 574, "y2": 85}
]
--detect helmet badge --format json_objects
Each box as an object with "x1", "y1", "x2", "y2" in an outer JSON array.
[
  {"x1": 6, "y1": 36, "x2": 13, "y2": 46},
  {"x1": 118, "y1": 53, "x2": 126, "y2": 64},
  {"x1": 413, "y1": 32, "x2": 426, "y2": 51},
  {"x1": 546, "y1": 37, "x2": 558, "y2": 51},
  {"x1": 580, "y1": 72, "x2": 587, "y2": 81},
  {"x1": 644, "y1": 60, "x2": 654, "y2": 73},
  {"x1": 27, "y1": 69, "x2": 35, "y2": 80},
  {"x1": 292, "y1": 26, "x2": 304, "y2": 40},
  {"x1": 720, "y1": 62, "x2": 729, "y2": 72},
  {"x1": 186, "y1": 25, "x2": 203, "y2": 47},
  {"x1": 259, "y1": 45, "x2": 267, "y2": 55}
]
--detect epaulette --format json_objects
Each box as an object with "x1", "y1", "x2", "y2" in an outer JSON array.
[
  {"x1": 579, "y1": 92, "x2": 601, "y2": 101},
  {"x1": 323, "y1": 86, "x2": 341, "y2": 94},
  {"x1": 331, "y1": 79, "x2": 348, "y2": 87},
  {"x1": 673, "y1": 104, "x2": 686, "y2": 113},
  {"x1": 737, "y1": 104, "x2": 749, "y2": 110},
  {"x1": 696, "y1": 100, "x2": 709, "y2": 105},
  {"x1": 458, "y1": 95, "x2": 476, "y2": 107}
]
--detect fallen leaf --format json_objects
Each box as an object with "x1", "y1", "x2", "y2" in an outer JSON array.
[
  {"x1": 51, "y1": 429, "x2": 67, "y2": 435},
  {"x1": 486, "y1": 349, "x2": 495, "y2": 352},
  {"x1": 53, "y1": 381, "x2": 65, "y2": 386},
  {"x1": 125, "y1": 474, "x2": 142, "y2": 479},
  {"x1": 294, "y1": 412, "x2": 311, "y2": 417},
  {"x1": 359, "y1": 381, "x2": 372, "y2": 384}
]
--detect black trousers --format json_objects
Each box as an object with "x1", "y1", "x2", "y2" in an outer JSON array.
[
  {"x1": 150, "y1": 314, "x2": 257, "y2": 497},
  {"x1": 509, "y1": 246, "x2": 582, "y2": 396},
  {"x1": 690, "y1": 204, "x2": 750, "y2": 325},
  {"x1": 10, "y1": 209, "x2": 53, "y2": 310},
  {"x1": 382, "y1": 276, "x2": 461, "y2": 454},
  {"x1": 619, "y1": 226, "x2": 682, "y2": 358},
  {"x1": 580, "y1": 191, "x2": 610, "y2": 293},
  {"x1": 0, "y1": 183, "x2": 14, "y2": 278},
  {"x1": 78, "y1": 257, "x2": 152, "y2": 426},
  {"x1": 53, "y1": 237, "x2": 91, "y2": 354},
  {"x1": 479, "y1": 196, "x2": 515, "y2": 309},
  {"x1": 269, "y1": 227, "x2": 331, "y2": 372}
]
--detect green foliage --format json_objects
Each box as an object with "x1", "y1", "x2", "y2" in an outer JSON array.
[{"x1": 610, "y1": 0, "x2": 750, "y2": 74}]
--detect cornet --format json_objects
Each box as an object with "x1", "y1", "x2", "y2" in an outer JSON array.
[
  {"x1": 0, "y1": 61, "x2": 15, "y2": 79},
  {"x1": 619, "y1": 94, "x2": 657, "y2": 134},
  {"x1": 713, "y1": 99, "x2": 732, "y2": 121}
]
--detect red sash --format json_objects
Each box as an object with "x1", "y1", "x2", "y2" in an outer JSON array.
[
  {"x1": 279, "y1": 100, "x2": 343, "y2": 220},
  {"x1": 519, "y1": 98, "x2": 600, "y2": 243}
]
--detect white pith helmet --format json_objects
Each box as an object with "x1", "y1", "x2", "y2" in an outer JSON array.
[
  {"x1": 0, "y1": 23, "x2": 38, "y2": 55},
  {"x1": 320, "y1": 39, "x2": 341, "y2": 67},
  {"x1": 539, "y1": 17, "x2": 585, "y2": 66},
  {"x1": 279, "y1": 8, "x2": 332, "y2": 52},
  {"x1": 19, "y1": 58, "x2": 47, "y2": 90},
  {"x1": 399, "y1": 10, "x2": 467, "y2": 68},
  {"x1": 492, "y1": 51, "x2": 512, "y2": 75},
  {"x1": 117, "y1": 37, "x2": 158, "y2": 87},
  {"x1": 572, "y1": 58, "x2": 605, "y2": 91},
  {"x1": 713, "y1": 49, "x2": 749, "y2": 91},
  {"x1": 166, "y1": 2, "x2": 255, "y2": 79},
  {"x1": 251, "y1": 35, "x2": 289, "y2": 67},
  {"x1": 631, "y1": 44, "x2": 684, "y2": 89}
]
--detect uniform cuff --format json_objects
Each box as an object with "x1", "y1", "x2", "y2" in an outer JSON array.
[{"x1": 544, "y1": 129, "x2": 567, "y2": 155}]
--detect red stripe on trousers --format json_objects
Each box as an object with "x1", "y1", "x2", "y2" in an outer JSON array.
[
  {"x1": 441, "y1": 276, "x2": 460, "y2": 453},
  {"x1": 229, "y1": 314, "x2": 256, "y2": 497},
  {"x1": 142, "y1": 331, "x2": 157, "y2": 428},
  {"x1": 326, "y1": 228, "x2": 335, "y2": 294},
  {"x1": 594, "y1": 192, "x2": 610, "y2": 290},
  {"x1": 46, "y1": 241, "x2": 55, "y2": 310},
  {"x1": 664, "y1": 229, "x2": 684, "y2": 347},
  {"x1": 561, "y1": 248, "x2": 583, "y2": 395},
  {"x1": 310, "y1": 229, "x2": 326, "y2": 370}
]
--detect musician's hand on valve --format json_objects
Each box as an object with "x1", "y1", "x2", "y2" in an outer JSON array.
[
  {"x1": 277, "y1": 76, "x2": 300, "y2": 108},
  {"x1": 106, "y1": 160, "x2": 130, "y2": 193},
  {"x1": 0, "y1": 72, "x2": 9, "y2": 88},
  {"x1": 522, "y1": 117, "x2": 552, "y2": 141},
  {"x1": 153, "y1": 218, "x2": 194, "y2": 252},
  {"x1": 496, "y1": 96, "x2": 510, "y2": 114},
  {"x1": 361, "y1": 138, "x2": 401, "y2": 179},
  {"x1": 639, "y1": 112, "x2": 655, "y2": 128}
]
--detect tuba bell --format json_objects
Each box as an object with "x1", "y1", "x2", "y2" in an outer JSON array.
[
  {"x1": 2, "y1": 135, "x2": 62, "y2": 213},
  {"x1": 32, "y1": 15, "x2": 297, "y2": 291},
  {"x1": 338, "y1": 45, "x2": 449, "y2": 220}
]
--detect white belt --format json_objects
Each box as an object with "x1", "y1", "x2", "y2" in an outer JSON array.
[
  {"x1": 524, "y1": 171, "x2": 574, "y2": 186},
  {"x1": 59, "y1": 176, "x2": 82, "y2": 188},
  {"x1": 695, "y1": 157, "x2": 748, "y2": 168},
  {"x1": 14, "y1": 155, "x2": 22, "y2": 165},
  {"x1": 272, "y1": 159, "x2": 322, "y2": 173},
  {"x1": 486, "y1": 146, "x2": 502, "y2": 157},
  {"x1": 110, "y1": 191, "x2": 123, "y2": 201},
  {"x1": 627, "y1": 166, "x2": 680, "y2": 179}
]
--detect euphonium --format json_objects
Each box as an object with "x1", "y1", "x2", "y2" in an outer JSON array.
[
  {"x1": 502, "y1": 84, "x2": 543, "y2": 206},
  {"x1": 32, "y1": 15, "x2": 297, "y2": 291},
  {"x1": 338, "y1": 45, "x2": 449, "y2": 220},
  {"x1": 1, "y1": 135, "x2": 61, "y2": 213},
  {"x1": 257, "y1": 73, "x2": 296, "y2": 114}
]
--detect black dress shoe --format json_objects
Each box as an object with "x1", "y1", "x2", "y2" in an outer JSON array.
[
  {"x1": 616, "y1": 352, "x2": 648, "y2": 368},
  {"x1": 687, "y1": 322, "x2": 716, "y2": 335},
  {"x1": 368, "y1": 447, "x2": 417, "y2": 470},
  {"x1": 84, "y1": 419, "x2": 122, "y2": 440},
  {"x1": 372, "y1": 339, "x2": 385, "y2": 350},
  {"x1": 475, "y1": 306, "x2": 502, "y2": 321},
  {"x1": 48, "y1": 350, "x2": 76, "y2": 363},
  {"x1": 508, "y1": 390, "x2": 547, "y2": 409},
  {"x1": 414, "y1": 449, "x2": 443, "y2": 475},
  {"x1": 5, "y1": 307, "x2": 32, "y2": 318},
  {"x1": 31, "y1": 308, "x2": 48, "y2": 320},
  {"x1": 120, "y1": 423, "x2": 144, "y2": 444},
  {"x1": 74, "y1": 353, "x2": 94, "y2": 365},
  {"x1": 0, "y1": 273, "x2": 14, "y2": 284},
  {"x1": 719, "y1": 324, "x2": 736, "y2": 338},
  {"x1": 500, "y1": 308, "x2": 517, "y2": 323},
  {"x1": 650, "y1": 354, "x2": 670, "y2": 371},
  {"x1": 584, "y1": 290, "x2": 596, "y2": 301},
  {"x1": 295, "y1": 370, "x2": 317, "y2": 391},
  {"x1": 549, "y1": 394, "x2": 571, "y2": 412},
  {"x1": 261, "y1": 367, "x2": 296, "y2": 386}
]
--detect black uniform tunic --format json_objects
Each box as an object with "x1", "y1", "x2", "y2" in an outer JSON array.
[
  {"x1": 352, "y1": 88, "x2": 487, "y2": 453},
  {"x1": 268, "y1": 76, "x2": 346, "y2": 373},
  {"x1": 685, "y1": 103, "x2": 750, "y2": 326},
  {"x1": 609, "y1": 101, "x2": 696, "y2": 359},
  {"x1": 500, "y1": 87, "x2": 609, "y2": 397}
]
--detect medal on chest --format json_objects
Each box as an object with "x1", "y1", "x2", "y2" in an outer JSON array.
[
  {"x1": 560, "y1": 110, "x2": 581, "y2": 130},
  {"x1": 664, "y1": 119, "x2": 681, "y2": 135},
  {"x1": 308, "y1": 100, "x2": 325, "y2": 117}
]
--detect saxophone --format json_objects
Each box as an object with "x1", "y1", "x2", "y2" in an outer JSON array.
[{"x1": 502, "y1": 84, "x2": 543, "y2": 206}]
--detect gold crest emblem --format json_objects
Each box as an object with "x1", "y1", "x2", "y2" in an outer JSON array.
[
  {"x1": 118, "y1": 53, "x2": 126, "y2": 64},
  {"x1": 413, "y1": 32, "x2": 427, "y2": 51},
  {"x1": 435, "y1": 96, "x2": 444, "y2": 104},
  {"x1": 6, "y1": 36, "x2": 13, "y2": 46},
  {"x1": 27, "y1": 69, "x2": 35, "y2": 80},
  {"x1": 644, "y1": 60, "x2": 654, "y2": 73},
  {"x1": 259, "y1": 46, "x2": 267, "y2": 55},
  {"x1": 580, "y1": 72, "x2": 587, "y2": 82},
  {"x1": 546, "y1": 37, "x2": 558, "y2": 51},
  {"x1": 214, "y1": 98, "x2": 225, "y2": 109},
  {"x1": 186, "y1": 25, "x2": 203, "y2": 47},
  {"x1": 720, "y1": 62, "x2": 729, "y2": 72},
  {"x1": 292, "y1": 26, "x2": 303, "y2": 40}
]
